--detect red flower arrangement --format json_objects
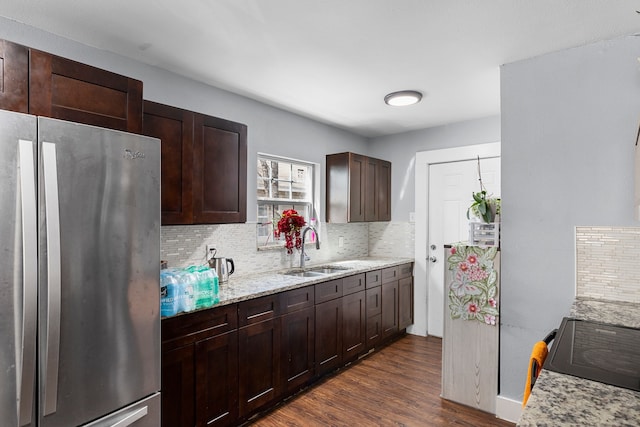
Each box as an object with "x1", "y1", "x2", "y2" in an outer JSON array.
[{"x1": 274, "y1": 209, "x2": 306, "y2": 254}]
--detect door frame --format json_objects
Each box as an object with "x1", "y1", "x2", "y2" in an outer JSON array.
[{"x1": 411, "y1": 142, "x2": 501, "y2": 337}]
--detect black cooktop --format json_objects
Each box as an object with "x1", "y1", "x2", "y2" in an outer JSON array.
[{"x1": 544, "y1": 317, "x2": 640, "y2": 392}]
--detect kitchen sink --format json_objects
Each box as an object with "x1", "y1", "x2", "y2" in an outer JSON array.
[
  {"x1": 283, "y1": 270, "x2": 327, "y2": 277},
  {"x1": 308, "y1": 267, "x2": 351, "y2": 274},
  {"x1": 282, "y1": 265, "x2": 352, "y2": 277}
]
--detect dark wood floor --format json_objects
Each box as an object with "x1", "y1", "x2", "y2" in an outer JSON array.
[{"x1": 248, "y1": 335, "x2": 515, "y2": 427}]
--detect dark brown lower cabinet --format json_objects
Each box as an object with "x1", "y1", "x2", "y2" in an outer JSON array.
[
  {"x1": 365, "y1": 285, "x2": 382, "y2": 350},
  {"x1": 398, "y1": 276, "x2": 414, "y2": 330},
  {"x1": 161, "y1": 304, "x2": 238, "y2": 427},
  {"x1": 381, "y1": 280, "x2": 399, "y2": 340},
  {"x1": 315, "y1": 298, "x2": 343, "y2": 376},
  {"x1": 281, "y1": 306, "x2": 315, "y2": 394},
  {"x1": 161, "y1": 265, "x2": 414, "y2": 427},
  {"x1": 342, "y1": 290, "x2": 366, "y2": 362},
  {"x1": 195, "y1": 331, "x2": 238, "y2": 427},
  {"x1": 162, "y1": 344, "x2": 195, "y2": 427},
  {"x1": 238, "y1": 318, "x2": 281, "y2": 418}
]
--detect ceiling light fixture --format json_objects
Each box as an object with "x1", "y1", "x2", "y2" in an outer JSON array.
[{"x1": 384, "y1": 90, "x2": 423, "y2": 107}]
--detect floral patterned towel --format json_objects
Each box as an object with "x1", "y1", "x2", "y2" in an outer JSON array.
[{"x1": 446, "y1": 244, "x2": 499, "y2": 326}]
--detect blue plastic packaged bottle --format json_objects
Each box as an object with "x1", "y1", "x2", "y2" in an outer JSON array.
[{"x1": 160, "y1": 270, "x2": 179, "y2": 317}]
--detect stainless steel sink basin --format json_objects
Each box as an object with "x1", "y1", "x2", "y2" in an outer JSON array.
[
  {"x1": 283, "y1": 270, "x2": 327, "y2": 277},
  {"x1": 308, "y1": 267, "x2": 350, "y2": 274},
  {"x1": 281, "y1": 265, "x2": 353, "y2": 277}
]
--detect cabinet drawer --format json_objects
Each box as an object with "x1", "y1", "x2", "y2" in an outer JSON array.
[
  {"x1": 238, "y1": 294, "x2": 281, "y2": 327},
  {"x1": 343, "y1": 273, "x2": 365, "y2": 295},
  {"x1": 162, "y1": 303, "x2": 237, "y2": 347},
  {"x1": 398, "y1": 263, "x2": 413, "y2": 279},
  {"x1": 281, "y1": 286, "x2": 314, "y2": 313},
  {"x1": 381, "y1": 266, "x2": 399, "y2": 284},
  {"x1": 366, "y1": 287, "x2": 382, "y2": 317},
  {"x1": 365, "y1": 270, "x2": 381, "y2": 289},
  {"x1": 315, "y1": 279, "x2": 343, "y2": 304}
]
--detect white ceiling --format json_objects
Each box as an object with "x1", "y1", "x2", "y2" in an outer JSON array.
[{"x1": 2, "y1": 1, "x2": 640, "y2": 137}]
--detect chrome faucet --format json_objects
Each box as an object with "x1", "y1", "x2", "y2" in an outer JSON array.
[{"x1": 300, "y1": 225, "x2": 320, "y2": 268}]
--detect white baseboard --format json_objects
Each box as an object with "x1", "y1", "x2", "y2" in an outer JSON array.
[{"x1": 495, "y1": 395, "x2": 522, "y2": 424}]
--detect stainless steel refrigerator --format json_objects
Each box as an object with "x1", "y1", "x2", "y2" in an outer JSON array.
[{"x1": 0, "y1": 110, "x2": 161, "y2": 427}]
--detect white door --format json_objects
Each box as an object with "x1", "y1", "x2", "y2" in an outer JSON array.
[{"x1": 427, "y1": 157, "x2": 500, "y2": 337}]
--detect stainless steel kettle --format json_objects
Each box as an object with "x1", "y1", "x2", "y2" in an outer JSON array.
[{"x1": 208, "y1": 255, "x2": 235, "y2": 282}]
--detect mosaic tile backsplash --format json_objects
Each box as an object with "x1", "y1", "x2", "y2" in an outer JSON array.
[
  {"x1": 576, "y1": 226, "x2": 640, "y2": 303},
  {"x1": 161, "y1": 221, "x2": 415, "y2": 276}
]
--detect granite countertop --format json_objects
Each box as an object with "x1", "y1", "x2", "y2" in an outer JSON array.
[
  {"x1": 517, "y1": 297, "x2": 640, "y2": 427},
  {"x1": 182, "y1": 257, "x2": 414, "y2": 311}
]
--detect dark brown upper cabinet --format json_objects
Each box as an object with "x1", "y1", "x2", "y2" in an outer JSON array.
[
  {"x1": 0, "y1": 39, "x2": 29, "y2": 113},
  {"x1": 29, "y1": 49, "x2": 143, "y2": 133},
  {"x1": 326, "y1": 152, "x2": 391, "y2": 223},
  {"x1": 143, "y1": 100, "x2": 247, "y2": 225},
  {"x1": 192, "y1": 114, "x2": 247, "y2": 224},
  {"x1": 143, "y1": 101, "x2": 194, "y2": 225}
]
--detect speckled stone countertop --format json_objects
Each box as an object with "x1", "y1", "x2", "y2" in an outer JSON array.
[
  {"x1": 517, "y1": 297, "x2": 640, "y2": 427},
  {"x1": 188, "y1": 257, "x2": 413, "y2": 310}
]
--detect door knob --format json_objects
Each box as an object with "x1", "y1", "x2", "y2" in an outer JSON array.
[
  {"x1": 429, "y1": 256, "x2": 437, "y2": 263},
  {"x1": 430, "y1": 244, "x2": 436, "y2": 250}
]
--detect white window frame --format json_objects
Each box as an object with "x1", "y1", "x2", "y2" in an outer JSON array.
[{"x1": 256, "y1": 153, "x2": 320, "y2": 249}]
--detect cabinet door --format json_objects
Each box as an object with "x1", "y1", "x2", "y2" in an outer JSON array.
[
  {"x1": 281, "y1": 306, "x2": 315, "y2": 395},
  {"x1": 366, "y1": 313, "x2": 382, "y2": 350},
  {"x1": 0, "y1": 39, "x2": 28, "y2": 113},
  {"x1": 381, "y1": 281, "x2": 399, "y2": 340},
  {"x1": 238, "y1": 318, "x2": 281, "y2": 417},
  {"x1": 377, "y1": 160, "x2": 392, "y2": 221},
  {"x1": 342, "y1": 290, "x2": 366, "y2": 362},
  {"x1": 162, "y1": 344, "x2": 195, "y2": 427},
  {"x1": 192, "y1": 113, "x2": 247, "y2": 224},
  {"x1": 398, "y1": 277, "x2": 414, "y2": 330},
  {"x1": 348, "y1": 153, "x2": 367, "y2": 222},
  {"x1": 195, "y1": 331, "x2": 238, "y2": 427},
  {"x1": 364, "y1": 157, "x2": 379, "y2": 221},
  {"x1": 143, "y1": 100, "x2": 194, "y2": 225},
  {"x1": 29, "y1": 50, "x2": 143, "y2": 132},
  {"x1": 315, "y1": 298, "x2": 343, "y2": 376}
]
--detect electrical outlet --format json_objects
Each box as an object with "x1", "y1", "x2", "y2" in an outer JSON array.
[
  {"x1": 338, "y1": 236, "x2": 344, "y2": 248},
  {"x1": 206, "y1": 244, "x2": 216, "y2": 259}
]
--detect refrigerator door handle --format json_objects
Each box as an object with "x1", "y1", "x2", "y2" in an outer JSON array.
[
  {"x1": 42, "y1": 142, "x2": 62, "y2": 416},
  {"x1": 18, "y1": 140, "x2": 38, "y2": 426},
  {"x1": 110, "y1": 406, "x2": 148, "y2": 427}
]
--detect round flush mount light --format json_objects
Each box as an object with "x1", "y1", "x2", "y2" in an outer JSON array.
[{"x1": 384, "y1": 90, "x2": 423, "y2": 106}]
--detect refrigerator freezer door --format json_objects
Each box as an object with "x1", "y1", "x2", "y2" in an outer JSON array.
[
  {"x1": 38, "y1": 118, "x2": 161, "y2": 427},
  {"x1": 0, "y1": 110, "x2": 38, "y2": 427},
  {"x1": 83, "y1": 392, "x2": 161, "y2": 427}
]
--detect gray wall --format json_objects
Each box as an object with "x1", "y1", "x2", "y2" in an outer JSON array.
[
  {"x1": 369, "y1": 116, "x2": 501, "y2": 221},
  {"x1": 500, "y1": 35, "x2": 640, "y2": 400},
  {"x1": 0, "y1": 17, "x2": 368, "y2": 222}
]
